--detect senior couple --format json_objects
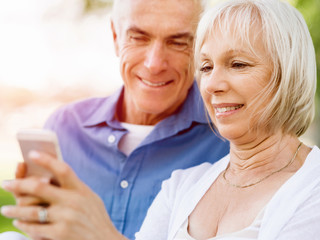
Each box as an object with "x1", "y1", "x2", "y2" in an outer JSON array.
[{"x1": 1, "y1": 0, "x2": 319, "y2": 239}]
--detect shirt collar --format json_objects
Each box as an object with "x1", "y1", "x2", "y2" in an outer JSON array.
[
  {"x1": 178, "y1": 81, "x2": 208, "y2": 124},
  {"x1": 152, "y1": 81, "x2": 209, "y2": 138},
  {"x1": 82, "y1": 87, "x2": 123, "y2": 127},
  {"x1": 82, "y1": 81, "x2": 208, "y2": 128}
]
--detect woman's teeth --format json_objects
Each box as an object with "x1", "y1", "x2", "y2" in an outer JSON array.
[
  {"x1": 216, "y1": 105, "x2": 243, "y2": 113},
  {"x1": 142, "y1": 79, "x2": 167, "y2": 87}
]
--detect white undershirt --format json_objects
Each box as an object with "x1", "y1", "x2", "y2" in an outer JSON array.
[{"x1": 119, "y1": 122, "x2": 155, "y2": 156}]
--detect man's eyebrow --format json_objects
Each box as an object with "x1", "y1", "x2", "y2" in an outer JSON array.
[
  {"x1": 126, "y1": 26, "x2": 150, "y2": 36},
  {"x1": 126, "y1": 27, "x2": 193, "y2": 41},
  {"x1": 169, "y1": 32, "x2": 194, "y2": 41}
]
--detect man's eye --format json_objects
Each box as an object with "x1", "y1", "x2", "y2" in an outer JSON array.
[
  {"x1": 167, "y1": 40, "x2": 189, "y2": 51},
  {"x1": 129, "y1": 36, "x2": 148, "y2": 43},
  {"x1": 199, "y1": 65, "x2": 213, "y2": 73}
]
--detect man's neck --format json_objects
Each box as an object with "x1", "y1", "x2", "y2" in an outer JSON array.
[{"x1": 116, "y1": 90, "x2": 185, "y2": 125}]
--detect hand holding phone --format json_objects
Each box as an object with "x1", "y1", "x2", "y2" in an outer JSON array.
[{"x1": 17, "y1": 129, "x2": 63, "y2": 183}]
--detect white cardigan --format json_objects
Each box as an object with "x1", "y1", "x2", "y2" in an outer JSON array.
[{"x1": 136, "y1": 146, "x2": 320, "y2": 240}]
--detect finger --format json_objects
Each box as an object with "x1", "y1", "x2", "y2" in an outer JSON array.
[
  {"x1": 12, "y1": 209, "x2": 76, "y2": 240},
  {"x1": 15, "y1": 162, "x2": 27, "y2": 179},
  {"x1": 9, "y1": 176, "x2": 50, "y2": 201},
  {"x1": 1, "y1": 178, "x2": 66, "y2": 204},
  {"x1": 29, "y1": 151, "x2": 81, "y2": 189},
  {"x1": 13, "y1": 220, "x2": 54, "y2": 240},
  {"x1": 16, "y1": 195, "x2": 45, "y2": 206},
  {"x1": 1, "y1": 203, "x2": 75, "y2": 226},
  {"x1": 1, "y1": 205, "x2": 47, "y2": 223}
]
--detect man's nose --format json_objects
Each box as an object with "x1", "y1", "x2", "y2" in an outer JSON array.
[{"x1": 144, "y1": 41, "x2": 168, "y2": 74}]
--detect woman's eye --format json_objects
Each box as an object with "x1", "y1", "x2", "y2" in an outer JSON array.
[
  {"x1": 199, "y1": 65, "x2": 213, "y2": 73},
  {"x1": 232, "y1": 62, "x2": 248, "y2": 68}
]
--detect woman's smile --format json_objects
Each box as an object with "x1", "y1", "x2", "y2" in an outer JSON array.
[{"x1": 212, "y1": 103, "x2": 244, "y2": 118}]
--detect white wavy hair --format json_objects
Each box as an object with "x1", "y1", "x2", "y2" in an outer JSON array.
[{"x1": 195, "y1": 0, "x2": 317, "y2": 136}]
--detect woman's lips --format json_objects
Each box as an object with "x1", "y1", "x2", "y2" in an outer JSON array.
[
  {"x1": 211, "y1": 103, "x2": 244, "y2": 118},
  {"x1": 215, "y1": 104, "x2": 243, "y2": 113}
]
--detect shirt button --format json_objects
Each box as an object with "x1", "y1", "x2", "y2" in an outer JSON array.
[
  {"x1": 120, "y1": 180, "x2": 129, "y2": 189},
  {"x1": 108, "y1": 135, "x2": 116, "y2": 143}
]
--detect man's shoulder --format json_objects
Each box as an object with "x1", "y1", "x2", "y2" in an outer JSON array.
[
  {"x1": 45, "y1": 95, "x2": 115, "y2": 130},
  {"x1": 61, "y1": 97, "x2": 108, "y2": 113},
  {"x1": 51, "y1": 97, "x2": 108, "y2": 119}
]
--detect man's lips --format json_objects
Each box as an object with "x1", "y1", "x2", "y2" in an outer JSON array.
[{"x1": 140, "y1": 77, "x2": 173, "y2": 87}]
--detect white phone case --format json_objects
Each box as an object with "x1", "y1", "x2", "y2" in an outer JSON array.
[{"x1": 17, "y1": 129, "x2": 63, "y2": 180}]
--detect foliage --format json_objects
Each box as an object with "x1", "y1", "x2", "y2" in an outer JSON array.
[
  {"x1": 83, "y1": 0, "x2": 113, "y2": 12},
  {"x1": 0, "y1": 188, "x2": 22, "y2": 233},
  {"x1": 295, "y1": 0, "x2": 320, "y2": 101},
  {"x1": 294, "y1": 0, "x2": 320, "y2": 144}
]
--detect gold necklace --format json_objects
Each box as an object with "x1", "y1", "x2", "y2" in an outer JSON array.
[{"x1": 222, "y1": 142, "x2": 302, "y2": 188}]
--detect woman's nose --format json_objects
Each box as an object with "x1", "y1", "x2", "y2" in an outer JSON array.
[{"x1": 203, "y1": 68, "x2": 230, "y2": 95}]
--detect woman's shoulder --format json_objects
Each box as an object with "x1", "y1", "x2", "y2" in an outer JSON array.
[
  {"x1": 300, "y1": 145, "x2": 320, "y2": 172},
  {"x1": 260, "y1": 145, "x2": 320, "y2": 239},
  {"x1": 308, "y1": 145, "x2": 320, "y2": 157},
  {"x1": 161, "y1": 155, "x2": 230, "y2": 197}
]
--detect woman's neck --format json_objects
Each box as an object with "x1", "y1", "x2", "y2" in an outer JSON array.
[{"x1": 228, "y1": 133, "x2": 302, "y2": 179}]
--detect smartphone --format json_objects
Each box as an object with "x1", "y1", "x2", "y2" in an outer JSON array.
[{"x1": 17, "y1": 129, "x2": 63, "y2": 183}]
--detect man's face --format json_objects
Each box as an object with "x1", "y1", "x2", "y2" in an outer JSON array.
[{"x1": 112, "y1": 0, "x2": 200, "y2": 124}]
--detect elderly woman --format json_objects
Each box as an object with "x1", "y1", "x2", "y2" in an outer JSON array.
[
  {"x1": 135, "y1": 0, "x2": 320, "y2": 239},
  {"x1": 1, "y1": 0, "x2": 319, "y2": 239}
]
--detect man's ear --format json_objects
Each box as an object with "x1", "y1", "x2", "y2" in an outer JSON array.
[{"x1": 111, "y1": 20, "x2": 119, "y2": 57}]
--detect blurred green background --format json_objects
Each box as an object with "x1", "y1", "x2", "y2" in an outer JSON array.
[
  {"x1": 1, "y1": 0, "x2": 319, "y2": 234},
  {"x1": 0, "y1": 188, "x2": 19, "y2": 232}
]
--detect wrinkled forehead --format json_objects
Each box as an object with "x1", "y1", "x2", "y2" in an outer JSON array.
[
  {"x1": 112, "y1": 0, "x2": 203, "y2": 30},
  {"x1": 112, "y1": 0, "x2": 204, "y2": 13}
]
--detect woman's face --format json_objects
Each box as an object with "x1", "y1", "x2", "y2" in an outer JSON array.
[{"x1": 199, "y1": 26, "x2": 273, "y2": 143}]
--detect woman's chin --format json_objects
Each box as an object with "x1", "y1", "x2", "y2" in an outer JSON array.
[{"x1": 217, "y1": 127, "x2": 249, "y2": 143}]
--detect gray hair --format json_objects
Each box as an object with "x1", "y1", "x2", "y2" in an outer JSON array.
[
  {"x1": 111, "y1": 0, "x2": 208, "y2": 28},
  {"x1": 195, "y1": 0, "x2": 317, "y2": 136}
]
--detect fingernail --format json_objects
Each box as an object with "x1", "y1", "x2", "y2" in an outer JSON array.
[
  {"x1": 40, "y1": 177, "x2": 50, "y2": 184},
  {"x1": 1, "y1": 206, "x2": 12, "y2": 215},
  {"x1": 13, "y1": 219, "x2": 19, "y2": 227},
  {"x1": 28, "y1": 150, "x2": 40, "y2": 159},
  {"x1": 1, "y1": 180, "x2": 12, "y2": 189}
]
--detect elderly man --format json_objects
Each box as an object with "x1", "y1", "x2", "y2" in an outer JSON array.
[{"x1": 1, "y1": 0, "x2": 229, "y2": 239}]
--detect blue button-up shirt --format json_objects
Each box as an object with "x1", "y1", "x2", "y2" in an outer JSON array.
[{"x1": 44, "y1": 82, "x2": 229, "y2": 239}]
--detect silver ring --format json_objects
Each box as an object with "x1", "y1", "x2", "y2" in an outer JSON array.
[{"x1": 38, "y1": 207, "x2": 48, "y2": 223}]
